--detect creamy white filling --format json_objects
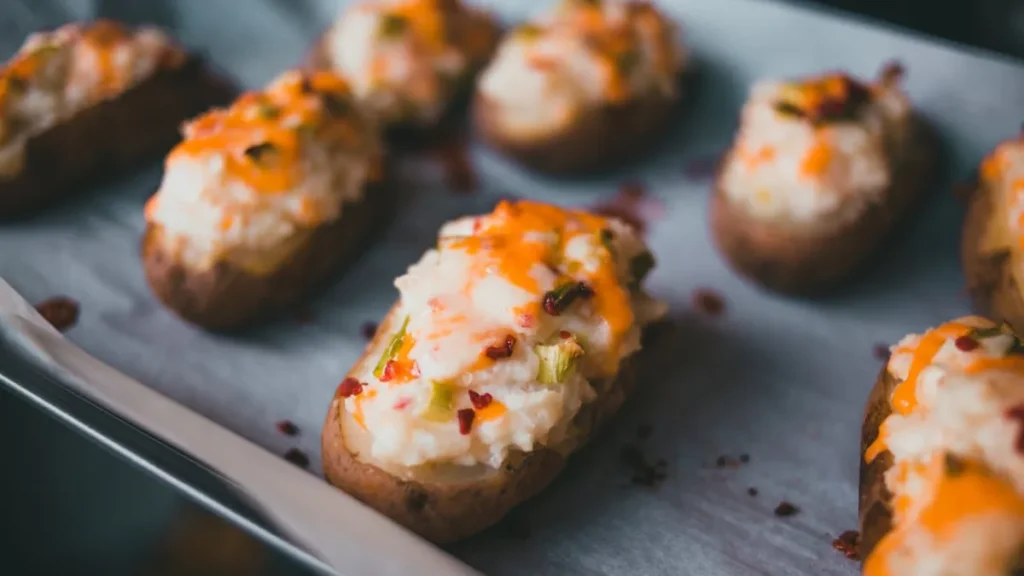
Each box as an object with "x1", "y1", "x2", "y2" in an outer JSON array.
[
  {"x1": 719, "y1": 79, "x2": 910, "y2": 226},
  {"x1": 882, "y1": 513, "x2": 1024, "y2": 576}
]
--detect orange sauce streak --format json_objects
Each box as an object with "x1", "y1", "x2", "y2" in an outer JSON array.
[
  {"x1": 963, "y1": 356, "x2": 1024, "y2": 375},
  {"x1": 388, "y1": 333, "x2": 420, "y2": 384},
  {"x1": 800, "y1": 140, "x2": 832, "y2": 176},
  {"x1": 476, "y1": 400, "x2": 507, "y2": 422},
  {"x1": 352, "y1": 388, "x2": 378, "y2": 430}
]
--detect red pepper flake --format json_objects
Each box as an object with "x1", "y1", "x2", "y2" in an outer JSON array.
[
  {"x1": 559, "y1": 330, "x2": 572, "y2": 339},
  {"x1": 873, "y1": 344, "x2": 892, "y2": 362},
  {"x1": 435, "y1": 132, "x2": 477, "y2": 194},
  {"x1": 484, "y1": 334, "x2": 517, "y2": 360},
  {"x1": 34, "y1": 296, "x2": 79, "y2": 332},
  {"x1": 360, "y1": 321, "x2": 378, "y2": 340},
  {"x1": 338, "y1": 377, "x2": 364, "y2": 398},
  {"x1": 1005, "y1": 405, "x2": 1024, "y2": 453},
  {"x1": 774, "y1": 501, "x2": 800, "y2": 517},
  {"x1": 275, "y1": 420, "x2": 299, "y2": 436},
  {"x1": 747, "y1": 487, "x2": 758, "y2": 497},
  {"x1": 283, "y1": 448, "x2": 309, "y2": 468},
  {"x1": 832, "y1": 530, "x2": 861, "y2": 560},
  {"x1": 393, "y1": 397, "x2": 412, "y2": 410},
  {"x1": 468, "y1": 390, "x2": 493, "y2": 410},
  {"x1": 542, "y1": 282, "x2": 595, "y2": 316},
  {"x1": 692, "y1": 288, "x2": 725, "y2": 317},
  {"x1": 954, "y1": 335, "x2": 979, "y2": 352},
  {"x1": 457, "y1": 409, "x2": 475, "y2": 435},
  {"x1": 380, "y1": 360, "x2": 398, "y2": 382}
]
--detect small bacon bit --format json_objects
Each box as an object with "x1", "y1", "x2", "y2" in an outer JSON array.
[
  {"x1": 34, "y1": 296, "x2": 80, "y2": 332},
  {"x1": 338, "y1": 377, "x2": 364, "y2": 398},
  {"x1": 692, "y1": 288, "x2": 725, "y2": 317},
  {"x1": 516, "y1": 312, "x2": 535, "y2": 329},
  {"x1": 361, "y1": 321, "x2": 378, "y2": 340},
  {"x1": 954, "y1": 335, "x2": 979, "y2": 352},
  {"x1": 873, "y1": 344, "x2": 891, "y2": 361},
  {"x1": 435, "y1": 132, "x2": 477, "y2": 194},
  {"x1": 457, "y1": 409, "x2": 475, "y2": 435},
  {"x1": 542, "y1": 282, "x2": 595, "y2": 316},
  {"x1": 393, "y1": 397, "x2": 412, "y2": 410},
  {"x1": 832, "y1": 530, "x2": 861, "y2": 560},
  {"x1": 1006, "y1": 405, "x2": 1024, "y2": 453},
  {"x1": 774, "y1": 501, "x2": 800, "y2": 517},
  {"x1": 484, "y1": 334, "x2": 517, "y2": 360},
  {"x1": 380, "y1": 360, "x2": 398, "y2": 382},
  {"x1": 559, "y1": 330, "x2": 572, "y2": 339},
  {"x1": 275, "y1": 420, "x2": 299, "y2": 436},
  {"x1": 747, "y1": 487, "x2": 759, "y2": 497},
  {"x1": 468, "y1": 390, "x2": 493, "y2": 410},
  {"x1": 283, "y1": 448, "x2": 309, "y2": 468}
]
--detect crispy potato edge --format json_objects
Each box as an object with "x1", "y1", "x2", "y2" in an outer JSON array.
[{"x1": 858, "y1": 365, "x2": 898, "y2": 562}]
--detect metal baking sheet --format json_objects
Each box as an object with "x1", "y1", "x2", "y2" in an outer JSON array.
[{"x1": 3, "y1": 0, "x2": 1024, "y2": 574}]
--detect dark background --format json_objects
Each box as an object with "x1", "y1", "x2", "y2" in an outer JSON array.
[{"x1": 2, "y1": 1, "x2": 1023, "y2": 575}]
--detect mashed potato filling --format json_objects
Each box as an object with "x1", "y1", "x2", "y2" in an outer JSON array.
[
  {"x1": 476, "y1": 0, "x2": 687, "y2": 139},
  {"x1": 719, "y1": 67, "x2": 911, "y2": 226},
  {"x1": 144, "y1": 70, "x2": 382, "y2": 271},
  {"x1": 343, "y1": 200, "x2": 667, "y2": 469},
  {"x1": 864, "y1": 316, "x2": 1024, "y2": 576},
  {"x1": 324, "y1": 0, "x2": 498, "y2": 126},
  {"x1": 0, "y1": 20, "x2": 185, "y2": 176}
]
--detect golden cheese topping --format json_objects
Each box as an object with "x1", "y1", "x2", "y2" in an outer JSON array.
[
  {"x1": 324, "y1": 0, "x2": 499, "y2": 125},
  {"x1": 144, "y1": 69, "x2": 382, "y2": 271},
  {"x1": 476, "y1": 0, "x2": 686, "y2": 138},
  {"x1": 339, "y1": 200, "x2": 667, "y2": 469},
  {"x1": 719, "y1": 64, "x2": 912, "y2": 225},
  {"x1": 865, "y1": 317, "x2": 1024, "y2": 576},
  {"x1": 0, "y1": 20, "x2": 185, "y2": 176}
]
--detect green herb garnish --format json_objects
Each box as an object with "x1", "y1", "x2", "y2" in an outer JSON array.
[
  {"x1": 372, "y1": 315, "x2": 410, "y2": 378},
  {"x1": 421, "y1": 380, "x2": 456, "y2": 421}
]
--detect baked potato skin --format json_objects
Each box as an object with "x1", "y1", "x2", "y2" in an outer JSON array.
[
  {"x1": 961, "y1": 177, "x2": 1024, "y2": 335},
  {"x1": 0, "y1": 56, "x2": 235, "y2": 220},
  {"x1": 141, "y1": 174, "x2": 393, "y2": 332},
  {"x1": 320, "y1": 306, "x2": 648, "y2": 544},
  {"x1": 710, "y1": 115, "x2": 938, "y2": 296},
  {"x1": 472, "y1": 73, "x2": 689, "y2": 177},
  {"x1": 858, "y1": 365, "x2": 898, "y2": 562}
]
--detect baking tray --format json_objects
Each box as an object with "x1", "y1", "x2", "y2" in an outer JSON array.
[{"x1": 3, "y1": 0, "x2": 1024, "y2": 574}]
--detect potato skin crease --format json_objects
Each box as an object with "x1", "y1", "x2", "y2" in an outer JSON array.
[
  {"x1": 141, "y1": 173, "x2": 393, "y2": 332},
  {"x1": 710, "y1": 115, "x2": 938, "y2": 296},
  {"x1": 0, "y1": 56, "x2": 235, "y2": 220},
  {"x1": 321, "y1": 308, "x2": 653, "y2": 544},
  {"x1": 858, "y1": 365, "x2": 898, "y2": 563},
  {"x1": 472, "y1": 73, "x2": 691, "y2": 177},
  {"x1": 961, "y1": 176, "x2": 1024, "y2": 335}
]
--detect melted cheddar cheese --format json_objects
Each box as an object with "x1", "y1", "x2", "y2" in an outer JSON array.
[
  {"x1": 324, "y1": 0, "x2": 499, "y2": 126},
  {"x1": 719, "y1": 65, "x2": 912, "y2": 226},
  {"x1": 865, "y1": 316, "x2": 1024, "y2": 576},
  {"x1": 341, "y1": 200, "x2": 667, "y2": 469},
  {"x1": 0, "y1": 20, "x2": 184, "y2": 176},
  {"x1": 476, "y1": 0, "x2": 687, "y2": 139},
  {"x1": 144, "y1": 69, "x2": 382, "y2": 272}
]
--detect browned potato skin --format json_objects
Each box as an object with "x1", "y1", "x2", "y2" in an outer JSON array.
[
  {"x1": 472, "y1": 75, "x2": 687, "y2": 177},
  {"x1": 142, "y1": 173, "x2": 393, "y2": 332},
  {"x1": 0, "y1": 56, "x2": 235, "y2": 220},
  {"x1": 710, "y1": 115, "x2": 938, "y2": 296},
  {"x1": 961, "y1": 176, "x2": 1024, "y2": 335},
  {"x1": 858, "y1": 365, "x2": 898, "y2": 562},
  {"x1": 321, "y1": 308, "x2": 654, "y2": 544}
]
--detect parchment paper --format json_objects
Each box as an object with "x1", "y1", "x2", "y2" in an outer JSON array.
[{"x1": 3, "y1": 0, "x2": 1024, "y2": 574}]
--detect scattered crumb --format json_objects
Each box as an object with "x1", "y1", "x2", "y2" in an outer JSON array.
[
  {"x1": 34, "y1": 296, "x2": 79, "y2": 332},
  {"x1": 739, "y1": 453, "x2": 750, "y2": 464},
  {"x1": 621, "y1": 443, "x2": 668, "y2": 488},
  {"x1": 715, "y1": 455, "x2": 740, "y2": 468},
  {"x1": 832, "y1": 530, "x2": 860, "y2": 560},
  {"x1": 774, "y1": 501, "x2": 800, "y2": 517},
  {"x1": 873, "y1": 344, "x2": 891, "y2": 362},
  {"x1": 361, "y1": 321, "x2": 378, "y2": 340},
  {"x1": 636, "y1": 424, "x2": 653, "y2": 440},
  {"x1": 692, "y1": 288, "x2": 726, "y2": 317},
  {"x1": 275, "y1": 420, "x2": 299, "y2": 436},
  {"x1": 283, "y1": 448, "x2": 309, "y2": 468},
  {"x1": 747, "y1": 487, "x2": 758, "y2": 497}
]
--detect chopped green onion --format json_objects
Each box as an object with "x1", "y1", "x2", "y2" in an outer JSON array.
[
  {"x1": 372, "y1": 315, "x2": 410, "y2": 378},
  {"x1": 535, "y1": 335, "x2": 585, "y2": 385}
]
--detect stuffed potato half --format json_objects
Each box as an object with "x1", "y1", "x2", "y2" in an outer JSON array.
[
  {"x1": 710, "y1": 63, "x2": 936, "y2": 295},
  {"x1": 472, "y1": 0, "x2": 690, "y2": 176},
  {"x1": 142, "y1": 69, "x2": 390, "y2": 331},
  {"x1": 859, "y1": 316, "x2": 1024, "y2": 575},
  {"x1": 962, "y1": 135, "x2": 1024, "y2": 336},
  {"x1": 321, "y1": 200, "x2": 667, "y2": 543},
  {"x1": 308, "y1": 0, "x2": 500, "y2": 139},
  {"x1": 0, "y1": 20, "x2": 233, "y2": 219}
]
